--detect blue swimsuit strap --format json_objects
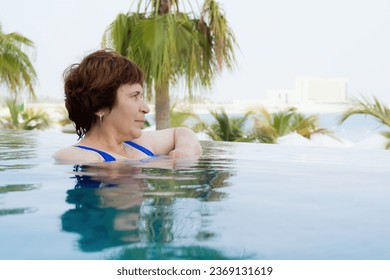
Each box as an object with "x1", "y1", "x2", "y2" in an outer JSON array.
[
  {"x1": 75, "y1": 141, "x2": 154, "y2": 162},
  {"x1": 124, "y1": 140, "x2": 155, "y2": 157},
  {"x1": 74, "y1": 145, "x2": 116, "y2": 162}
]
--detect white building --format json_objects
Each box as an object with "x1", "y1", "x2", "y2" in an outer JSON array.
[
  {"x1": 267, "y1": 77, "x2": 348, "y2": 106},
  {"x1": 296, "y1": 76, "x2": 348, "y2": 103}
]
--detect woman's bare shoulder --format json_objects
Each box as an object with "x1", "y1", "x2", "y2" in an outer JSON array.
[{"x1": 52, "y1": 146, "x2": 102, "y2": 164}]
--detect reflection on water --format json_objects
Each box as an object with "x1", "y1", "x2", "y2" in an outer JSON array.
[
  {"x1": 0, "y1": 130, "x2": 41, "y2": 220},
  {"x1": 0, "y1": 129, "x2": 38, "y2": 170},
  {"x1": 0, "y1": 184, "x2": 40, "y2": 217},
  {"x1": 0, "y1": 184, "x2": 39, "y2": 194},
  {"x1": 3, "y1": 130, "x2": 389, "y2": 259},
  {"x1": 61, "y1": 154, "x2": 238, "y2": 259},
  {"x1": 0, "y1": 207, "x2": 37, "y2": 216},
  {"x1": 62, "y1": 165, "x2": 147, "y2": 252},
  {"x1": 0, "y1": 128, "x2": 242, "y2": 259},
  {"x1": 111, "y1": 245, "x2": 247, "y2": 260}
]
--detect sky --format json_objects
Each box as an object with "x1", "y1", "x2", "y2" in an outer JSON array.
[{"x1": 1, "y1": 0, "x2": 390, "y2": 103}]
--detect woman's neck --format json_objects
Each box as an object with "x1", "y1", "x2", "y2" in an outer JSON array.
[{"x1": 79, "y1": 128, "x2": 126, "y2": 156}]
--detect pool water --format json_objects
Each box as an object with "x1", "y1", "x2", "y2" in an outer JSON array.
[{"x1": 1, "y1": 128, "x2": 390, "y2": 260}]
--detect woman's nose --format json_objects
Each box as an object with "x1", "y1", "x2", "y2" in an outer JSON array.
[{"x1": 141, "y1": 100, "x2": 150, "y2": 114}]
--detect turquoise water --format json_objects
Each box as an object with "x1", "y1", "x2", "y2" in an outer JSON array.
[
  {"x1": 317, "y1": 113, "x2": 387, "y2": 142},
  {"x1": 1, "y1": 128, "x2": 390, "y2": 259}
]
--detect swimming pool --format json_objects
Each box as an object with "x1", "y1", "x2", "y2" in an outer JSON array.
[{"x1": 1, "y1": 128, "x2": 390, "y2": 260}]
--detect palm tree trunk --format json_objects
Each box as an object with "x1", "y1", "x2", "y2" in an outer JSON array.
[
  {"x1": 155, "y1": 84, "x2": 170, "y2": 129},
  {"x1": 158, "y1": 0, "x2": 172, "y2": 15},
  {"x1": 154, "y1": 0, "x2": 171, "y2": 130}
]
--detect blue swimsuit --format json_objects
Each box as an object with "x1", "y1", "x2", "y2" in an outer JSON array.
[{"x1": 75, "y1": 140, "x2": 155, "y2": 162}]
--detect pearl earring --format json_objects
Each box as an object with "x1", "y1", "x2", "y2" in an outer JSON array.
[{"x1": 99, "y1": 113, "x2": 103, "y2": 123}]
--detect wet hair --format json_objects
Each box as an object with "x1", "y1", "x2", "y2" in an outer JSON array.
[{"x1": 64, "y1": 49, "x2": 144, "y2": 139}]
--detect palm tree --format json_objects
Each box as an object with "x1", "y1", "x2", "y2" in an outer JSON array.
[
  {"x1": 0, "y1": 99, "x2": 51, "y2": 130},
  {"x1": 102, "y1": 0, "x2": 237, "y2": 129},
  {"x1": 0, "y1": 24, "x2": 39, "y2": 130},
  {"x1": 252, "y1": 107, "x2": 331, "y2": 143},
  {"x1": 197, "y1": 109, "x2": 254, "y2": 142},
  {"x1": 289, "y1": 111, "x2": 330, "y2": 139},
  {"x1": 0, "y1": 23, "x2": 37, "y2": 99},
  {"x1": 339, "y1": 96, "x2": 390, "y2": 149}
]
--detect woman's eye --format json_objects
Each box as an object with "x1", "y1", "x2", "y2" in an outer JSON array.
[{"x1": 131, "y1": 92, "x2": 144, "y2": 100}]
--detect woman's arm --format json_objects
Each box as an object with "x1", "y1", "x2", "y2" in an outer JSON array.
[
  {"x1": 137, "y1": 127, "x2": 202, "y2": 157},
  {"x1": 168, "y1": 127, "x2": 203, "y2": 158}
]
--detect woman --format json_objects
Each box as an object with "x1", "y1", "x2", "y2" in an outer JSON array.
[{"x1": 53, "y1": 49, "x2": 202, "y2": 164}]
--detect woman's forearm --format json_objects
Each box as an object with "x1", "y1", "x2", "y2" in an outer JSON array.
[{"x1": 169, "y1": 127, "x2": 202, "y2": 157}]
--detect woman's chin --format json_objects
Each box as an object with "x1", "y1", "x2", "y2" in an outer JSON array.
[{"x1": 129, "y1": 130, "x2": 142, "y2": 140}]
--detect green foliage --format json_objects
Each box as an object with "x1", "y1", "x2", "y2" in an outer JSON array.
[
  {"x1": 382, "y1": 131, "x2": 390, "y2": 149},
  {"x1": 102, "y1": 0, "x2": 238, "y2": 129},
  {"x1": 339, "y1": 96, "x2": 390, "y2": 127},
  {"x1": 0, "y1": 24, "x2": 37, "y2": 99},
  {"x1": 197, "y1": 109, "x2": 254, "y2": 142},
  {"x1": 251, "y1": 107, "x2": 331, "y2": 143},
  {"x1": 340, "y1": 96, "x2": 390, "y2": 149},
  {"x1": 0, "y1": 99, "x2": 51, "y2": 130}
]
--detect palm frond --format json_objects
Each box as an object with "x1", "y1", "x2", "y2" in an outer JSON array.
[
  {"x1": 339, "y1": 96, "x2": 390, "y2": 127},
  {"x1": 253, "y1": 106, "x2": 330, "y2": 140},
  {"x1": 0, "y1": 27, "x2": 37, "y2": 99},
  {"x1": 203, "y1": 109, "x2": 253, "y2": 142},
  {"x1": 381, "y1": 131, "x2": 390, "y2": 149}
]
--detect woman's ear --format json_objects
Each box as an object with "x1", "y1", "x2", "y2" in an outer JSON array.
[
  {"x1": 95, "y1": 110, "x2": 105, "y2": 123},
  {"x1": 95, "y1": 111, "x2": 104, "y2": 118}
]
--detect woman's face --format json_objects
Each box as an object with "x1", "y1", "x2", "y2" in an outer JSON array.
[{"x1": 104, "y1": 83, "x2": 150, "y2": 140}]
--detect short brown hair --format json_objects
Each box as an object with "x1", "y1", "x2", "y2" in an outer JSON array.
[{"x1": 64, "y1": 49, "x2": 144, "y2": 138}]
